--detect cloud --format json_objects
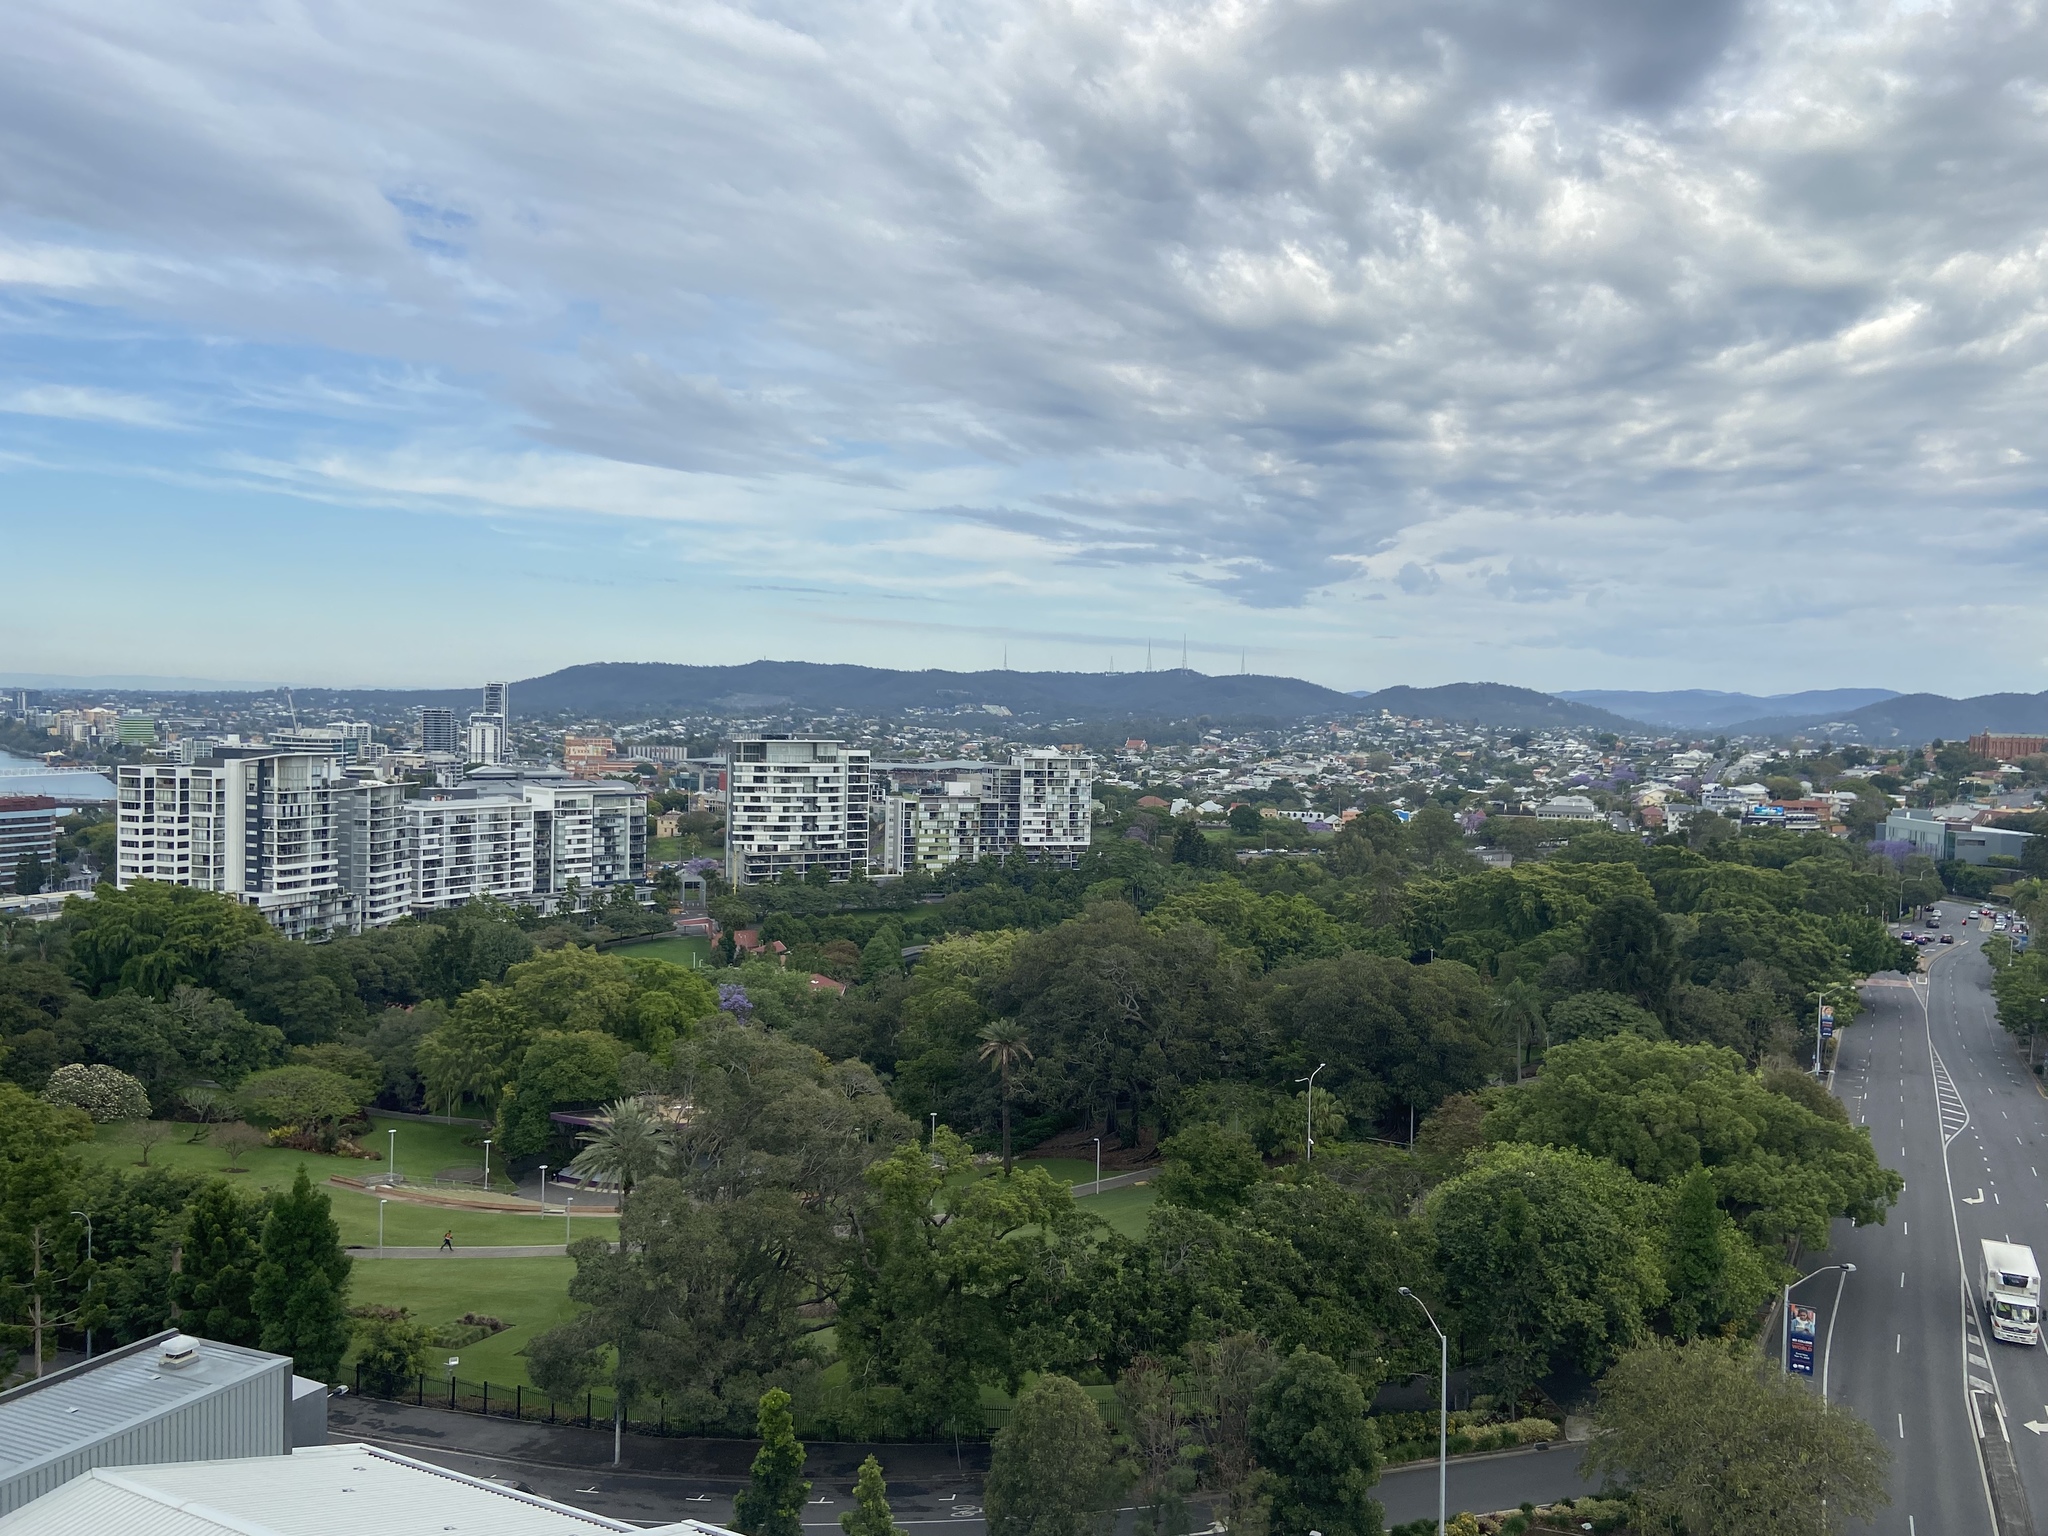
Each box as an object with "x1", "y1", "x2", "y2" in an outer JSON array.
[
  {"x1": 4, "y1": 0, "x2": 2048, "y2": 687},
  {"x1": 0, "y1": 384, "x2": 178, "y2": 427}
]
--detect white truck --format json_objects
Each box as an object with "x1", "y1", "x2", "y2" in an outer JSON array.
[{"x1": 1981, "y1": 1240, "x2": 2042, "y2": 1346}]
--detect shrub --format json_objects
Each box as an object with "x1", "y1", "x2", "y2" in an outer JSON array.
[
  {"x1": 354, "y1": 1306, "x2": 431, "y2": 1398},
  {"x1": 43, "y1": 1062, "x2": 152, "y2": 1123}
]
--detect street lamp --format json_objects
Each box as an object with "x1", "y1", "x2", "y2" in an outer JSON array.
[
  {"x1": 1297, "y1": 1063, "x2": 1326, "y2": 1162},
  {"x1": 1092, "y1": 1136, "x2": 1101, "y2": 1195},
  {"x1": 482, "y1": 1138, "x2": 492, "y2": 1190},
  {"x1": 1782, "y1": 1264, "x2": 1857, "y2": 1402},
  {"x1": 379, "y1": 1198, "x2": 388, "y2": 1256},
  {"x1": 387, "y1": 1127, "x2": 396, "y2": 1182},
  {"x1": 1398, "y1": 1287, "x2": 1448, "y2": 1536},
  {"x1": 70, "y1": 1210, "x2": 92, "y2": 1361},
  {"x1": 539, "y1": 1164, "x2": 549, "y2": 1215},
  {"x1": 929, "y1": 1112, "x2": 938, "y2": 1145},
  {"x1": 565, "y1": 1195, "x2": 573, "y2": 1245}
]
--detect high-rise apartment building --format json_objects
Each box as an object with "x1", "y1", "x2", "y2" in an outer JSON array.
[
  {"x1": 407, "y1": 791, "x2": 537, "y2": 911},
  {"x1": 116, "y1": 750, "x2": 349, "y2": 938},
  {"x1": 271, "y1": 723, "x2": 374, "y2": 766},
  {"x1": 0, "y1": 796, "x2": 58, "y2": 891},
  {"x1": 873, "y1": 750, "x2": 1093, "y2": 875},
  {"x1": 335, "y1": 776, "x2": 411, "y2": 932},
  {"x1": 466, "y1": 715, "x2": 503, "y2": 765},
  {"x1": 418, "y1": 708, "x2": 459, "y2": 755},
  {"x1": 724, "y1": 736, "x2": 871, "y2": 885},
  {"x1": 482, "y1": 681, "x2": 509, "y2": 722}
]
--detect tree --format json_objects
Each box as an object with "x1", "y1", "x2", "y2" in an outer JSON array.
[
  {"x1": 1582, "y1": 894, "x2": 1679, "y2": 1014},
  {"x1": 986, "y1": 1374, "x2": 1123, "y2": 1536},
  {"x1": 1155, "y1": 1124, "x2": 1263, "y2": 1216},
  {"x1": 236, "y1": 1066, "x2": 363, "y2": 1144},
  {"x1": 735, "y1": 1387, "x2": 811, "y2": 1536},
  {"x1": 251, "y1": 1167, "x2": 353, "y2": 1381},
  {"x1": 354, "y1": 1306, "x2": 431, "y2": 1398},
  {"x1": 42, "y1": 1062, "x2": 150, "y2": 1123},
  {"x1": 128, "y1": 1120, "x2": 174, "y2": 1167},
  {"x1": 1229, "y1": 804, "x2": 1264, "y2": 837},
  {"x1": 1426, "y1": 1143, "x2": 1666, "y2": 1399},
  {"x1": 1545, "y1": 991, "x2": 1662, "y2": 1044},
  {"x1": 1584, "y1": 1339, "x2": 1888, "y2": 1534},
  {"x1": 171, "y1": 1180, "x2": 265, "y2": 1347},
  {"x1": 840, "y1": 1455, "x2": 906, "y2": 1536},
  {"x1": 568, "y1": 1095, "x2": 675, "y2": 1209},
  {"x1": 1249, "y1": 1347, "x2": 1382, "y2": 1536},
  {"x1": 496, "y1": 1030, "x2": 627, "y2": 1158},
  {"x1": 1178, "y1": 1333, "x2": 1275, "y2": 1534},
  {"x1": 977, "y1": 1023, "x2": 1034, "y2": 1175},
  {"x1": 215, "y1": 1122, "x2": 263, "y2": 1171},
  {"x1": 1484, "y1": 1034, "x2": 1901, "y2": 1249},
  {"x1": 1117, "y1": 1357, "x2": 1197, "y2": 1536},
  {"x1": 66, "y1": 882, "x2": 268, "y2": 999},
  {"x1": 1661, "y1": 1165, "x2": 1772, "y2": 1341},
  {"x1": 12, "y1": 853, "x2": 44, "y2": 896}
]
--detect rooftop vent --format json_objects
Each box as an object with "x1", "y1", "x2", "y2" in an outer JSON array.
[{"x1": 158, "y1": 1335, "x2": 203, "y2": 1369}]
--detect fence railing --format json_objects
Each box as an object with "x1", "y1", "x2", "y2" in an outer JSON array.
[{"x1": 348, "y1": 1365, "x2": 995, "y2": 1442}]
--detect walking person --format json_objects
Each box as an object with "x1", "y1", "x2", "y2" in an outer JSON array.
[{"x1": 440, "y1": 1229, "x2": 454, "y2": 1253}]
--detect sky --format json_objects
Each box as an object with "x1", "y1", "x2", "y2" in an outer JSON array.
[{"x1": 3, "y1": 0, "x2": 2047, "y2": 696}]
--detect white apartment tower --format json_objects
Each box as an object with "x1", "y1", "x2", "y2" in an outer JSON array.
[
  {"x1": 724, "y1": 736, "x2": 871, "y2": 886},
  {"x1": 116, "y1": 750, "x2": 349, "y2": 938},
  {"x1": 407, "y1": 792, "x2": 537, "y2": 910},
  {"x1": 336, "y1": 776, "x2": 411, "y2": 932}
]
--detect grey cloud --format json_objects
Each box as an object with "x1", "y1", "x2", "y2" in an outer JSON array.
[{"x1": 4, "y1": 0, "x2": 2048, "y2": 642}]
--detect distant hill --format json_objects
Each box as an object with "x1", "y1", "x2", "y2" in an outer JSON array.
[
  {"x1": 1720, "y1": 690, "x2": 2048, "y2": 742},
  {"x1": 1557, "y1": 688, "x2": 1899, "y2": 730},
  {"x1": 392, "y1": 662, "x2": 1368, "y2": 724},
  {"x1": 1351, "y1": 683, "x2": 1648, "y2": 733}
]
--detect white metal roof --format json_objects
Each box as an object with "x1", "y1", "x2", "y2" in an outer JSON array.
[
  {"x1": 0, "y1": 1332, "x2": 285, "y2": 1487},
  {"x1": 0, "y1": 1444, "x2": 731, "y2": 1536}
]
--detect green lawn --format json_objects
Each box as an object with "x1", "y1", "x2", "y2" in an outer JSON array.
[
  {"x1": 80, "y1": 1114, "x2": 515, "y2": 1195},
  {"x1": 1080, "y1": 1181, "x2": 1157, "y2": 1239},
  {"x1": 328, "y1": 1188, "x2": 617, "y2": 1249},
  {"x1": 614, "y1": 935, "x2": 714, "y2": 969},
  {"x1": 343, "y1": 1257, "x2": 581, "y2": 1393}
]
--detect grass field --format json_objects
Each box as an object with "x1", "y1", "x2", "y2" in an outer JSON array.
[
  {"x1": 79, "y1": 1113, "x2": 502, "y2": 1192},
  {"x1": 614, "y1": 935, "x2": 714, "y2": 969},
  {"x1": 330, "y1": 1190, "x2": 617, "y2": 1249},
  {"x1": 343, "y1": 1257, "x2": 581, "y2": 1392}
]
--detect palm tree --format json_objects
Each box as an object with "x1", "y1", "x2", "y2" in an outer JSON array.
[
  {"x1": 568, "y1": 1095, "x2": 675, "y2": 1211},
  {"x1": 977, "y1": 1023, "x2": 1034, "y2": 1175},
  {"x1": 1493, "y1": 978, "x2": 1545, "y2": 1082}
]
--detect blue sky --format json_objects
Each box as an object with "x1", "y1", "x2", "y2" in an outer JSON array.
[{"x1": 4, "y1": 0, "x2": 2048, "y2": 694}]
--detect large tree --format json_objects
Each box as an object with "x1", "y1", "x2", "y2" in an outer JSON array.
[
  {"x1": 1249, "y1": 1347, "x2": 1382, "y2": 1536},
  {"x1": 1584, "y1": 1339, "x2": 1888, "y2": 1534},
  {"x1": 985, "y1": 1374, "x2": 1124, "y2": 1536},
  {"x1": 171, "y1": 1179, "x2": 266, "y2": 1347},
  {"x1": 251, "y1": 1168, "x2": 353, "y2": 1381}
]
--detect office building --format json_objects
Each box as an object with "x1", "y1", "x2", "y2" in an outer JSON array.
[
  {"x1": 1884, "y1": 806, "x2": 2035, "y2": 866},
  {"x1": 116, "y1": 750, "x2": 348, "y2": 938},
  {"x1": 417, "y1": 707, "x2": 459, "y2": 755},
  {"x1": 115, "y1": 713, "x2": 157, "y2": 747},
  {"x1": 0, "y1": 795, "x2": 58, "y2": 892},
  {"x1": 872, "y1": 750, "x2": 1093, "y2": 875},
  {"x1": 482, "y1": 680, "x2": 509, "y2": 722},
  {"x1": 0, "y1": 1330, "x2": 320, "y2": 1518},
  {"x1": 269, "y1": 722, "x2": 373, "y2": 766},
  {"x1": 725, "y1": 735, "x2": 870, "y2": 885}
]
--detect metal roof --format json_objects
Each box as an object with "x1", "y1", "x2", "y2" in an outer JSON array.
[
  {"x1": 0, "y1": 1444, "x2": 730, "y2": 1535},
  {"x1": 0, "y1": 1332, "x2": 286, "y2": 1488}
]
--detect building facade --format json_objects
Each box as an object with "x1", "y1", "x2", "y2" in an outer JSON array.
[
  {"x1": 563, "y1": 736, "x2": 616, "y2": 777},
  {"x1": 1970, "y1": 733, "x2": 2048, "y2": 762},
  {"x1": 418, "y1": 708, "x2": 459, "y2": 756},
  {"x1": 0, "y1": 795, "x2": 58, "y2": 892},
  {"x1": 406, "y1": 792, "x2": 537, "y2": 910},
  {"x1": 871, "y1": 750, "x2": 1093, "y2": 875},
  {"x1": 725, "y1": 736, "x2": 871, "y2": 885},
  {"x1": 1883, "y1": 806, "x2": 2036, "y2": 866},
  {"x1": 116, "y1": 751, "x2": 350, "y2": 938},
  {"x1": 336, "y1": 777, "x2": 412, "y2": 932}
]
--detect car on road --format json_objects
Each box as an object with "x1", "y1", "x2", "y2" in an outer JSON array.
[{"x1": 1941, "y1": 933, "x2": 1956, "y2": 944}]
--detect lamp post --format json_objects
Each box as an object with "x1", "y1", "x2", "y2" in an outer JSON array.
[
  {"x1": 379, "y1": 1198, "x2": 388, "y2": 1257},
  {"x1": 1093, "y1": 1136, "x2": 1101, "y2": 1195},
  {"x1": 70, "y1": 1210, "x2": 93, "y2": 1361},
  {"x1": 1398, "y1": 1287, "x2": 1448, "y2": 1536},
  {"x1": 1782, "y1": 1263, "x2": 1857, "y2": 1401},
  {"x1": 482, "y1": 1138, "x2": 492, "y2": 1190},
  {"x1": 1296, "y1": 1062, "x2": 1326, "y2": 1162},
  {"x1": 565, "y1": 1195, "x2": 573, "y2": 1245},
  {"x1": 387, "y1": 1127, "x2": 396, "y2": 1182},
  {"x1": 930, "y1": 1112, "x2": 938, "y2": 1145},
  {"x1": 539, "y1": 1165, "x2": 549, "y2": 1215}
]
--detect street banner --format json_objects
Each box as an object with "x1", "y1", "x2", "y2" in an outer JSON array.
[
  {"x1": 1789, "y1": 1303, "x2": 1817, "y2": 1376},
  {"x1": 1820, "y1": 1004, "x2": 1835, "y2": 1040}
]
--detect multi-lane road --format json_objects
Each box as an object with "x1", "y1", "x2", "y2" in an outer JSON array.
[{"x1": 1822, "y1": 900, "x2": 2043, "y2": 1535}]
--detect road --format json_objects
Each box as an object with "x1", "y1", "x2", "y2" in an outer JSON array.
[{"x1": 1823, "y1": 900, "x2": 2041, "y2": 1536}]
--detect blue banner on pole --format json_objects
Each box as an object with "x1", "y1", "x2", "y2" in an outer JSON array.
[
  {"x1": 1788, "y1": 1303, "x2": 1817, "y2": 1376},
  {"x1": 1819, "y1": 1004, "x2": 1835, "y2": 1040}
]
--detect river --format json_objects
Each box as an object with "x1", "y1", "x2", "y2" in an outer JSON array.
[{"x1": 0, "y1": 747, "x2": 119, "y2": 803}]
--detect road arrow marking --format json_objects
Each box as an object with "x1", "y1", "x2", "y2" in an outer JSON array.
[
  {"x1": 2026, "y1": 1415, "x2": 2048, "y2": 1436},
  {"x1": 1965, "y1": 1189, "x2": 1987, "y2": 1204}
]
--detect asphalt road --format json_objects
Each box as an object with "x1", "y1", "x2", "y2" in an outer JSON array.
[{"x1": 1824, "y1": 901, "x2": 2044, "y2": 1535}]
